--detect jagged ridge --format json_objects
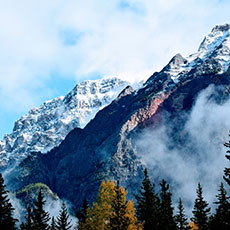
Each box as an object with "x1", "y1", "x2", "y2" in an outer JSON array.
[
  {"x1": 2, "y1": 24, "x2": 230, "y2": 210},
  {"x1": 0, "y1": 77, "x2": 129, "y2": 170}
]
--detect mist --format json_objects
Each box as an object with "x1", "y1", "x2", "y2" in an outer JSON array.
[
  {"x1": 9, "y1": 193, "x2": 24, "y2": 223},
  {"x1": 9, "y1": 193, "x2": 78, "y2": 229},
  {"x1": 136, "y1": 85, "x2": 230, "y2": 216},
  {"x1": 44, "y1": 196, "x2": 78, "y2": 229}
]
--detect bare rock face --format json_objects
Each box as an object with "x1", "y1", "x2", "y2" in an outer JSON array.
[
  {"x1": 116, "y1": 86, "x2": 134, "y2": 100},
  {"x1": 211, "y1": 24, "x2": 230, "y2": 33},
  {"x1": 0, "y1": 78, "x2": 129, "y2": 171},
  {"x1": 164, "y1": 53, "x2": 188, "y2": 71}
]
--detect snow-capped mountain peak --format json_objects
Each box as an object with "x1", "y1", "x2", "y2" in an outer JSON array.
[
  {"x1": 0, "y1": 77, "x2": 130, "y2": 170},
  {"x1": 165, "y1": 24, "x2": 230, "y2": 81},
  {"x1": 198, "y1": 24, "x2": 230, "y2": 53}
]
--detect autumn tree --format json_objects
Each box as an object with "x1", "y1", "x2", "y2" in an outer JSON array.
[
  {"x1": 0, "y1": 173, "x2": 17, "y2": 230},
  {"x1": 209, "y1": 183, "x2": 230, "y2": 230},
  {"x1": 32, "y1": 189, "x2": 50, "y2": 230},
  {"x1": 109, "y1": 181, "x2": 131, "y2": 230},
  {"x1": 175, "y1": 198, "x2": 189, "y2": 230},
  {"x1": 84, "y1": 180, "x2": 116, "y2": 229},
  {"x1": 56, "y1": 202, "x2": 72, "y2": 230},
  {"x1": 125, "y1": 200, "x2": 139, "y2": 230},
  {"x1": 188, "y1": 221, "x2": 198, "y2": 230},
  {"x1": 84, "y1": 180, "x2": 137, "y2": 230},
  {"x1": 136, "y1": 168, "x2": 159, "y2": 230},
  {"x1": 191, "y1": 183, "x2": 210, "y2": 230}
]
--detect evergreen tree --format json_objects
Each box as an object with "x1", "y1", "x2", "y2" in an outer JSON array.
[
  {"x1": 109, "y1": 181, "x2": 130, "y2": 230},
  {"x1": 209, "y1": 183, "x2": 230, "y2": 230},
  {"x1": 56, "y1": 202, "x2": 72, "y2": 230},
  {"x1": 158, "y1": 179, "x2": 177, "y2": 230},
  {"x1": 135, "y1": 168, "x2": 159, "y2": 230},
  {"x1": 50, "y1": 217, "x2": 57, "y2": 230},
  {"x1": 191, "y1": 183, "x2": 210, "y2": 230},
  {"x1": 20, "y1": 222, "x2": 27, "y2": 230},
  {"x1": 224, "y1": 135, "x2": 230, "y2": 186},
  {"x1": 76, "y1": 197, "x2": 89, "y2": 229},
  {"x1": 0, "y1": 173, "x2": 17, "y2": 230},
  {"x1": 32, "y1": 189, "x2": 50, "y2": 230},
  {"x1": 175, "y1": 198, "x2": 189, "y2": 230},
  {"x1": 21, "y1": 205, "x2": 32, "y2": 230}
]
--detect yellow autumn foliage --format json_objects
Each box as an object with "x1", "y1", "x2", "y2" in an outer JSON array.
[
  {"x1": 126, "y1": 200, "x2": 138, "y2": 230},
  {"x1": 81, "y1": 180, "x2": 139, "y2": 230},
  {"x1": 188, "y1": 221, "x2": 199, "y2": 230}
]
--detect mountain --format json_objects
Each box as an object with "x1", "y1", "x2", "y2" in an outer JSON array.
[
  {"x1": 3, "y1": 24, "x2": 230, "y2": 209},
  {"x1": 0, "y1": 77, "x2": 129, "y2": 171}
]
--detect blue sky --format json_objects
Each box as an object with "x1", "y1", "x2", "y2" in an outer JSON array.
[{"x1": 0, "y1": 0, "x2": 230, "y2": 138}]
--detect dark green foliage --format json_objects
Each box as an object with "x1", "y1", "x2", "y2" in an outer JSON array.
[
  {"x1": 32, "y1": 189, "x2": 50, "y2": 230},
  {"x1": 209, "y1": 183, "x2": 230, "y2": 230},
  {"x1": 20, "y1": 222, "x2": 27, "y2": 230},
  {"x1": 136, "y1": 171, "x2": 177, "y2": 230},
  {"x1": 136, "y1": 168, "x2": 159, "y2": 230},
  {"x1": 109, "y1": 181, "x2": 130, "y2": 230},
  {"x1": 50, "y1": 217, "x2": 57, "y2": 230},
  {"x1": 192, "y1": 183, "x2": 210, "y2": 230},
  {"x1": 158, "y1": 179, "x2": 177, "y2": 230},
  {"x1": 26, "y1": 205, "x2": 32, "y2": 230},
  {"x1": 224, "y1": 136, "x2": 230, "y2": 186},
  {"x1": 0, "y1": 173, "x2": 17, "y2": 230},
  {"x1": 76, "y1": 197, "x2": 89, "y2": 226},
  {"x1": 175, "y1": 198, "x2": 189, "y2": 230},
  {"x1": 20, "y1": 205, "x2": 32, "y2": 230},
  {"x1": 56, "y1": 202, "x2": 72, "y2": 230}
]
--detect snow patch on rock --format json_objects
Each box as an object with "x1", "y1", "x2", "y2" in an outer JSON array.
[{"x1": 0, "y1": 77, "x2": 129, "y2": 170}]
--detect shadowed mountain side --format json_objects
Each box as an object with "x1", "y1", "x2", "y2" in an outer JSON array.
[{"x1": 7, "y1": 69, "x2": 230, "y2": 209}]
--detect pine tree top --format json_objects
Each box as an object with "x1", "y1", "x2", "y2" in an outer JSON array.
[
  {"x1": 56, "y1": 202, "x2": 72, "y2": 230},
  {"x1": 0, "y1": 173, "x2": 17, "y2": 230},
  {"x1": 192, "y1": 183, "x2": 210, "y2": 230},
  {"x1": 50, "y1": 217, "x2": 57, "y2": 230},
  {"x1": 32, "y1": 188, "x2": 50, "y2": 230},
  {"x1": 175, "y1": 198, "x2": 189, "y2": 230}
]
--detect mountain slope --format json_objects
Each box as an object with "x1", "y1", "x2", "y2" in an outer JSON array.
[
  {"x1": 0, "y1": 77, "x2": 129, "y2": 170},
  {"x1": 4, "y1": 24, "x2": 230, "y2": 209},
  {"x1": 162, "y1": 24, "x2": 230, "y2": 82}
]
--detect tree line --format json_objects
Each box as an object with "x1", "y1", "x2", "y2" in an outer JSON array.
[
  {"x1": 0, "y1": 136, "x2": 230, "y2": 230},
  {"x1": 0, "y1": 174, "x2": 72, "y2": 230}
]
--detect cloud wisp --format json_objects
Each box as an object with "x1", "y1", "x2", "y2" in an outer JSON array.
[
  {"x1": 9, "y1": 192, "x2": 77, "y2": 229},
  {"x1": 136, "y1": 85, "x2": 230, "y2": 215},
  {"x1": 1, "y1": 0, "x2": 230, "y2": 135}
]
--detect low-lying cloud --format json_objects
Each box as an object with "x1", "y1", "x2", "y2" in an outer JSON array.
[
  {"x1": 9, "y1": 193, "x2": 78, "y2": 229},
  {"x1": 136, "y1": 85, "x2": 230, "y2": 216},
  {"x1": 44, "y1": 197, "x2": 78, "y2": 229}
]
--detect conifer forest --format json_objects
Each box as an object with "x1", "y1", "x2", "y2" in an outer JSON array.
[{"x1": 0, "y1": 135, "x2": 230, "y2": 230}]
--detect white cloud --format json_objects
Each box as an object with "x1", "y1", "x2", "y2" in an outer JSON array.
[{"x1": 0, "y1": 0, "x2": 230, "y2": 133}]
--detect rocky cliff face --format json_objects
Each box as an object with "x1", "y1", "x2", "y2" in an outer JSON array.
[
  {"x1": 0, "y1": 78, "x2": 129, "y2": 170},
  {"x1": 3, "y1": 24, "x2": 230, "y2": 209}
]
